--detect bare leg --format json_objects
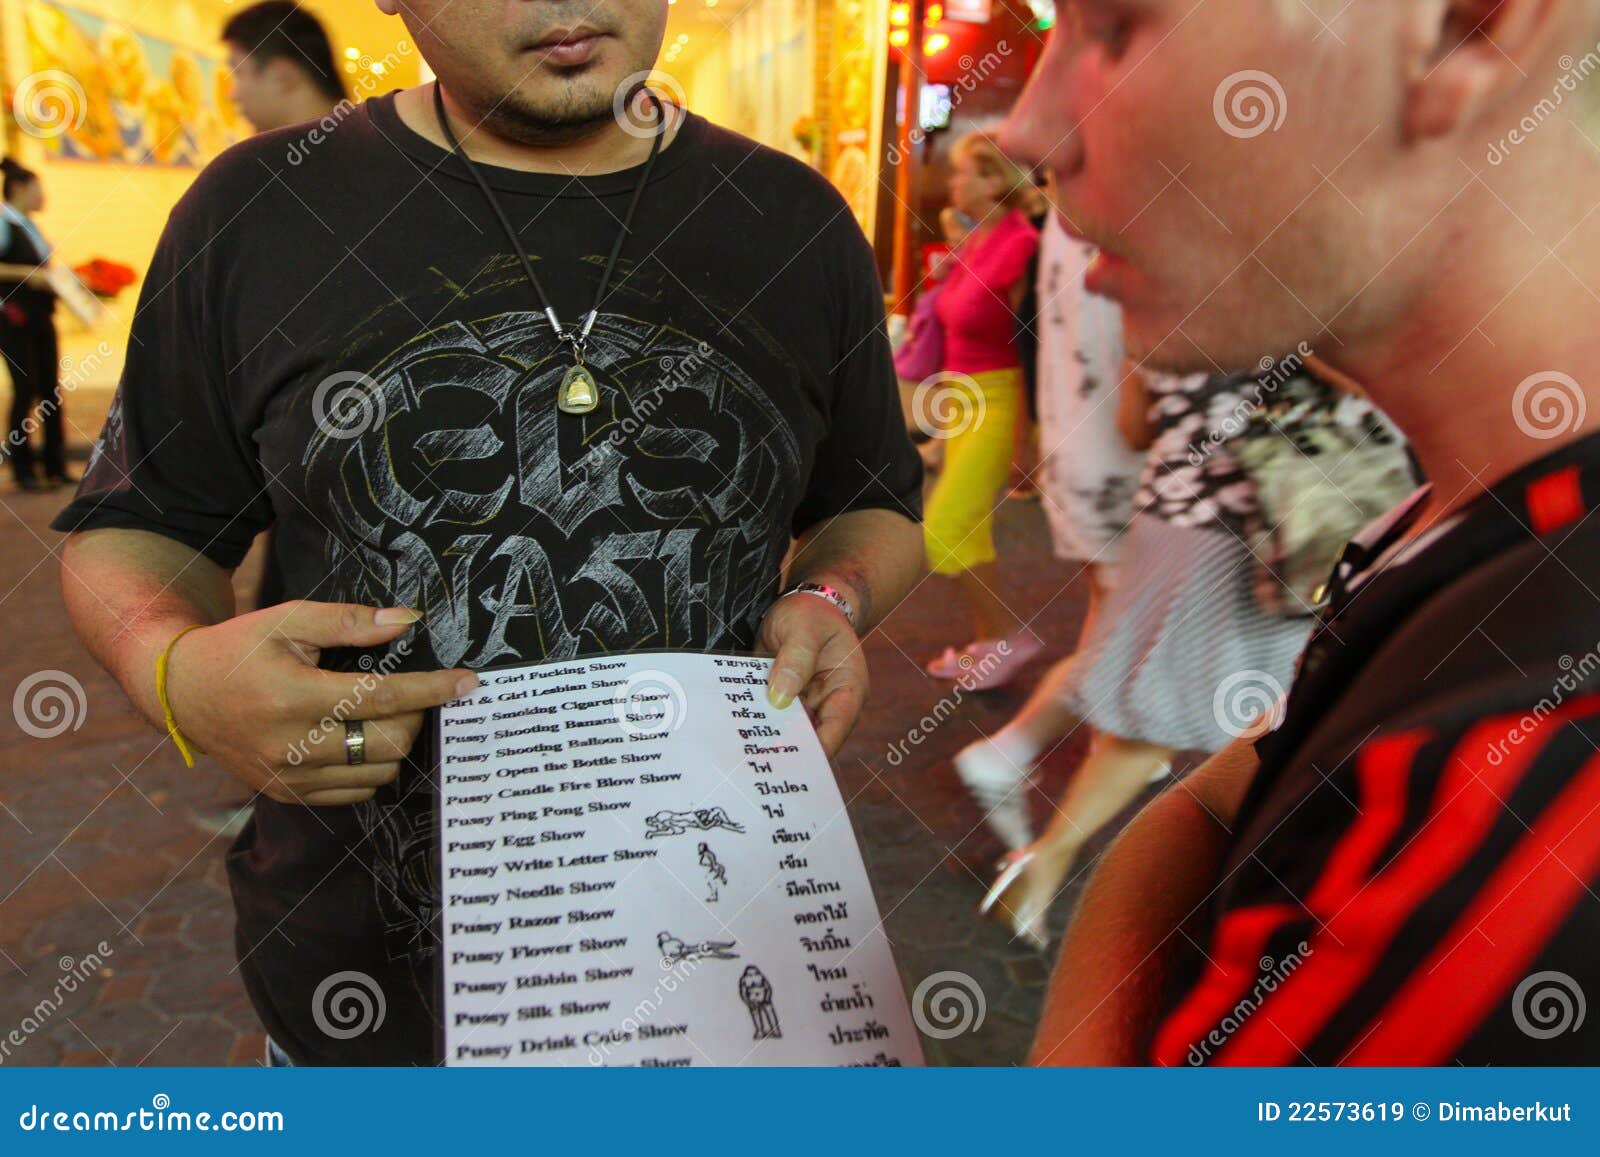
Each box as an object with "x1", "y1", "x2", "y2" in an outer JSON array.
[
  {"x1": 954, "y1": 570, "x2": 1108, "y2": 848},
  {"x1": 957, "y1": 563, "x2": 1024, "y2": 641},
  {"x1": 954, "y1": 656, "x2": 1081, "y2": 850},
  {"x1": 987, "y1": 568, "x2": 1106, "y2": 750},
  {"x1": 985, "y1": 730, "x2": 1176, "y2": 946}
]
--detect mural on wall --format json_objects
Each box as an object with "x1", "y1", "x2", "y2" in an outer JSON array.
[
  {"x1": 824, "y1": 0, "x2": 888, "y2": 236},
  {"x1": 17, "y1": 0, "x2": 245, "y2": 166}
]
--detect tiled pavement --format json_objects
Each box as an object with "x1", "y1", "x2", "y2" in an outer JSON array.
[{"x1": 0, "y1": 415, "x2": 1168, "y2": 1067}]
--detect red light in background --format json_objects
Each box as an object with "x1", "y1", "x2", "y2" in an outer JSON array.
[{"x1": 924, "y1": 31, "x2": 949, "y2": 54}]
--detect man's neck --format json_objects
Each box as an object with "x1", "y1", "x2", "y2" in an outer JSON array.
[
  {"x1": 1325, "y1": 168, "x2": 1600, "y2": 530},
  {"x1": 276, "y1": 89, "x2": 342, "y2": 131},
  {"x1": 392, "y1": 84, "x2": 680, "y2": 176}
]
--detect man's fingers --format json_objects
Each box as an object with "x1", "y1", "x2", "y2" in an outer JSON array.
[
  {"x1": 799, "y1": 662, "x2": 847, "y2": 713},
  {"x1": 267, "y1": 600, "x2": 426, "y2": 649},
  {"x1": 305, "y1": 666, "x2": 478, "y2": 720},
  {"x1": 299, "y1": 787, "x2": 380, "y2": 807},
  {"x1": 267, "y1": 761, "x2": 402, "y2": 805},
  {"x1": 766, "y1": 639, "x2": 817, "y2": 709},
  {"x1": 811, "y1": 683, "x2": 864, "y2": 756},
  {"x1": 280, "y1": 714, "x2": 423, "y2": 768}
]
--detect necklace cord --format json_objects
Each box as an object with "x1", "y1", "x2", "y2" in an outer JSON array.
[{"x1": 430, "y1": 81, "x2": 666, "y2": 352}]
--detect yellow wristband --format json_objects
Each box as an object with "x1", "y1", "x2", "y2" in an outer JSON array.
[{"x1": 156, "y1": 624, "x2": 206, "y2": 768}]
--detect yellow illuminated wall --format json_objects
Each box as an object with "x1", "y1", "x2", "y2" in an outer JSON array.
[{"x1": 678, "y1": 0, "x2": 818, "y2": 165}]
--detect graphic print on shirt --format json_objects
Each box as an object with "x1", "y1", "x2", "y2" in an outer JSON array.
[
  {"x1": 301, "y1": 309, "x2": 802, "y2": 664},
  {"x1": 297, "y1": 308, "x2": 804, "y2": 969}
]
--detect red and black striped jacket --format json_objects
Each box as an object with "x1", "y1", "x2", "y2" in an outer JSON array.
[{"x1": 1154, "y1": 433, "x2": 1600, "y2": 1065}]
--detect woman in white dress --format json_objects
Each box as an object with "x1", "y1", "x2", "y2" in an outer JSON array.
[
  {"x1": 965, "y1": 360, "x2": 1326, "y2": 947},
  {"x1": 953, "y1": 218, "x2": 1145, "y2": 854}
]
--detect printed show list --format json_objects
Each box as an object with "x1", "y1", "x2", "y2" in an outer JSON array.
[{"x1": 437, "y1": 651, "x2": 924, "y2": 1067}]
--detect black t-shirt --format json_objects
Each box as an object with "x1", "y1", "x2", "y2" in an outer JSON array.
[
  {"x1": 51, "y1": 93, "x2": 920, "y2": 1065},
  {"x1": 1152, "y1": 432, "x2": 1600, "y2": 1065}
]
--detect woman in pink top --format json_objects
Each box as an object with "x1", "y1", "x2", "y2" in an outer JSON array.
[{"x1": 920, "y1": 132, "x2": 1042, "y2": 685}]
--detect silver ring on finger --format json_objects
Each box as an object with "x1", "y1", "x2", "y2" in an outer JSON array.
[{"x1": 343, "y1": 719, "x2": 367, "y2": 766}]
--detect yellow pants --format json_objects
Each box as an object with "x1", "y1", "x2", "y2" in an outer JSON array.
[{"x1": 923, "y1": 367, "x2": 1023, "y2": 576}]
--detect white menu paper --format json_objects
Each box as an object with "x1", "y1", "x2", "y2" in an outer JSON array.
[{"x1": 437, "y1": 651, "x2": 924, "y2": 1068}]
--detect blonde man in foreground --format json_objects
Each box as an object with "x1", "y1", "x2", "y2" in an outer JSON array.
[{"x1": 1003, "y1": 0, "x2": 1600, "y2": 1065}]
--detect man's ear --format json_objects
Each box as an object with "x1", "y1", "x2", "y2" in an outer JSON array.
[
  {"x1": 1402, "y1": 0, "x2": 1566, "y2": 142},
  {"x1": 263, "y1": 56, "x2": 302, "y2": 96}
]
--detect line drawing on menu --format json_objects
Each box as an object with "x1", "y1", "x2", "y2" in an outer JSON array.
[
  {"x1": 739, "y1": 965, "x2": 782, "y2": 1040},
  {"x1": 698, "y1": 841, "x2": 727, "y2": 901},
  {"x1": 657, "y1": 930, "x2": 739, "y2": 966},
  {"x1": 644, "y1": 806, "x2": 746, "y2": 838}
]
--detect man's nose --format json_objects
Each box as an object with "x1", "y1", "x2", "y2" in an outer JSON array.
[{"x1": 998, "y1": 43, "x2": 1086, "y2": 179}]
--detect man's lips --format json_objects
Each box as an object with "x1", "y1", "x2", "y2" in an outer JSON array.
[
  {"x1": 1052, "y1": 208, "x2": 1133, "y2": 295},
  {"x1": 527, "y1": 27, "x2": 608, "y2": 66},
  {"x1": 1083, "y1": 249, "x2": 1131, "y2": 298}
]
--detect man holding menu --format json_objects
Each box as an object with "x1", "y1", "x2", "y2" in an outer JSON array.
[{"x1": 51, "y1": 0, "x2": 922, "y2": 1065}]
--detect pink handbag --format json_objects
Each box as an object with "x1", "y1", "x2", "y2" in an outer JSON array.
[{"x1": 893, "y1": 285, "x2": 945, "y2": 382}]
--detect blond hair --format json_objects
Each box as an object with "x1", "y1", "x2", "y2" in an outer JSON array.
[{"x1": 951, "y1": 131, "x2": 1035, "y2": 209}]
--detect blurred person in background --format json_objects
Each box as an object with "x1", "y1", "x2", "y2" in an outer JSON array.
[
  {"x1": 923, "y1": 131, "x2": 1042, "y2": 689},
  {"x1": 953, "y1": 214, "x2": 1142, "y2": 856},
  {"x1": 223, "y1": 1, "x2": 347, "y2": 134},
  {"x1": 221, "y1": 1, "x2": 347, "y2": 613},
  {"x1": 975, "y1": 360, "x2": 1331, "y2": 947},
  {"x1": 1006, "y1": 176, "x2": 1053, "y2": 502},
  {"x1": 896, "y1": 206, "x2": 975, "y2": 477},
  {"x1": 1006, "y1": 0, "x2": 1600, "y2": 1065},
  {"x1": 0, "y1": 159, "x2": 73, "y2": 493},
  {"x1": 932, "y1": 205, "x2": 975, "y2": 278}
]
